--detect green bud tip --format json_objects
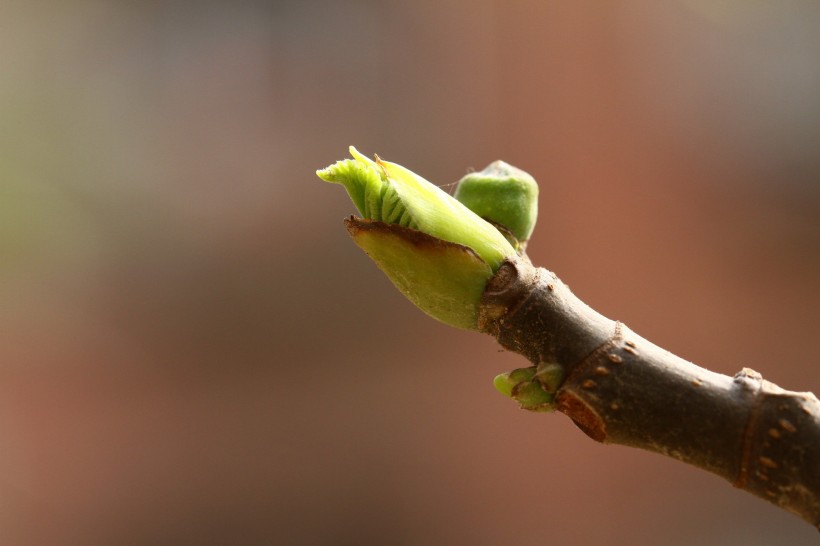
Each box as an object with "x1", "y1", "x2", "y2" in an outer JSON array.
[
  {"x1": 317, "y1": 147, "x2": 519, "y2": 330},
  {"x1": 454, "y1": 160, "x2": 538, "y2": 247}
]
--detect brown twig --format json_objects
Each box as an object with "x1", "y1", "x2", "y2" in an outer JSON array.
[{"x1": 479, "y1": 257, "x2": 820, "y2": 529}]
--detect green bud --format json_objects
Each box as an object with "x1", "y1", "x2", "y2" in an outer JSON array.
[
  {"x1": 454, "y1": 161, "x2": 539, "y2": 247},
  {"x1": 493, "y1": 366, "x2": 555, "y2": 412},
  {"x1": 493, "y1": 361, "x2": 564, "y2": 412},
  {"x1": 317, "y1": 147, "x2": 520, "y2": 330},
  {"x1": 318, "y1": 147, "x2": 515, "y2": 271},
  {"x1": 493, "y1": 366, "x2": 539, "y2": 398},
  {"x1": 534, "y1": 361, "x2": 564, "y2": 393}
]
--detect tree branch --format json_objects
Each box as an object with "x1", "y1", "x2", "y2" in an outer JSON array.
[
  {"x1": 319, "y1": 148, "x2": 819, "y2": 529},
  {"x1": 479, "y1": 256, "x2": 820, "y2": 529}
]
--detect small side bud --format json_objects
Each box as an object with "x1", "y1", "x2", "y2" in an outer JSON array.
[
  {"x1": 493, "y1": 365, "x2": 558, "y2": 412},
  {"x1": 534, "y1": 361, "x2": 564, "y2": 393},
  {"x1": 454, "y1": 161, "x2": 539, "y2": 248},
  {"x1": 493, "y1": 361, "x2": 564, "y2": 412}
]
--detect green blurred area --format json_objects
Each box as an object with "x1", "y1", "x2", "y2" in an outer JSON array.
[{"x1": 0, "y1": 1, "x2": 818, "y2": 544}]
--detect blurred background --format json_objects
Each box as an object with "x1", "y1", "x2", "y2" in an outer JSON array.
[{"x1": 1, "y1": 1, "x2": 818, "y2": 544}]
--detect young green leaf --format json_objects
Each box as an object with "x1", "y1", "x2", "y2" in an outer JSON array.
[{"x1": 318, "y1": 147, "x2": 515, "y2": 271}]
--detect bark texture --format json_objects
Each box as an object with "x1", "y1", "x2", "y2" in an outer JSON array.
[{"x1": 478, "y1": 257, "x2": 820, "y2": 529}]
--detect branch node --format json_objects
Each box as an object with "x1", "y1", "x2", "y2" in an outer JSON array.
[{"x1": 734, "y1": 370, "x2": 764, "y2": 489}]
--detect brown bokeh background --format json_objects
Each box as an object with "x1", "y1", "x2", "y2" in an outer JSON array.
[{"x1": 1, "y1": 1, "x2": 818, "y2": 544}]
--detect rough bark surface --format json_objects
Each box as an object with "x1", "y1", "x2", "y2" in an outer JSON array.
[{"x1": 478, "y1": 257, "x2": 820, "y2": 529}]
